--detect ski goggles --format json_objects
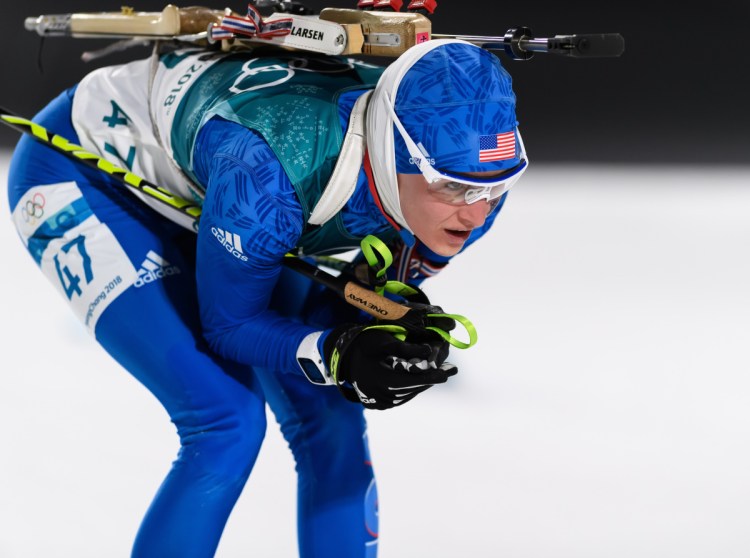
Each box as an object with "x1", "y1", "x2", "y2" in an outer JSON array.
[
  {"x1": 425, "y1": 179, "x2": 509, "y2": 211},
  {"x1": 384, "y1": 92, "x2": 528, "y2": 208}
]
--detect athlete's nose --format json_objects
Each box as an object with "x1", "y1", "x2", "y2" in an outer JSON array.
[{"x1": 457, "y1": 199, "x2": 490, "y2": 228}]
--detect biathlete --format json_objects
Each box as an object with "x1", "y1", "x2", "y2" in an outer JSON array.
[{"x1": 6, "y1": 37, "x2": 527, "y2": 557}]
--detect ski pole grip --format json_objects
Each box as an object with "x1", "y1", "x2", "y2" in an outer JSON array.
[{"x1": 343, "y1": 282, "x2": 411, "y2": 321}]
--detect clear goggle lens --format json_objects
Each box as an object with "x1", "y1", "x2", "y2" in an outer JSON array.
[{"x1": 426, "y1": 180, "x2": 512, "y2": 212}]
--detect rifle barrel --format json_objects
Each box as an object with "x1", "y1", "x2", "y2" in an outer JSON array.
[{"x1": 432, "y1": 31, "x2": 624, "y2": 58}]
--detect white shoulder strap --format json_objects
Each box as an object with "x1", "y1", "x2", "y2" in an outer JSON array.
[{"x1": 307, "y1": 90, "x2": 372, "y2": 226}]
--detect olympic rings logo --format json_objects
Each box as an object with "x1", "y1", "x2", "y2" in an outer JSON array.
[{"x1": 21, "y1": 192, "x2": 46, "y2": 223}]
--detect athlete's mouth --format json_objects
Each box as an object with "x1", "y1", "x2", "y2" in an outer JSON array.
[{"x1": 445, "y1": 229, "x2": 472, "y2": 240}]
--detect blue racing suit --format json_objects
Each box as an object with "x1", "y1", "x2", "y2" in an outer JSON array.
[{"x1": 6, "y1": 50, "x2": 505, "y2": 558}]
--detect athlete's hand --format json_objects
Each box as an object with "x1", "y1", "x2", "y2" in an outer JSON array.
[{"x1": 323, "y1": 324, "x2": 457, "y2": 410}]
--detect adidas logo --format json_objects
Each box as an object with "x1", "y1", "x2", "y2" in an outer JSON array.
[
  {"x1": 353, "y1": 381, "x2": 376, "y2": 405},
  {"x1": 211, "y1": 227, "x2": 249, "y2": 261},
  {"x1": 134, "y1": 250, "x2": 181, "y2": 288}
]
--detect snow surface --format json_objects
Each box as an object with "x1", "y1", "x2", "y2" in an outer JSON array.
[{"x1": 1, "y1": 150, "x2": 749, "y2": 557}]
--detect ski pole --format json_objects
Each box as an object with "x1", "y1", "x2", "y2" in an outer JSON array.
[
  {"x1": 0, "y1": 111, "x2": 202, "y2": 230},
  {"x1": 0, "y1": 109, "x2": 382, "y2": 312},
  {"x1": 0, "y1": 109, "x2": 476, "y2": 347}
]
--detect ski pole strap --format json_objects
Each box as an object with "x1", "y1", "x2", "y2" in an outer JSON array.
[
  {"x1": 425, "y1": 313, "x2": 477, "y2": 349},
  {"x1": 358, "y1": 234, "x2": 478, "y2": 349},
  {"x1": 366, "y1": 318, "x2": 477, "y2": 350},
  {"x1": 363, "y1": 324, "x2": 408, "y2": 341},
  {"x1": 360, "y1": 234, "x2": 392, "y2": 294},
  {"x1": 382, "y1": 280, "x2": 420, "y2": 298}
]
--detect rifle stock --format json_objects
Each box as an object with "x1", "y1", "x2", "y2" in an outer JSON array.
[{"x1": 319, "y1": 8, "x2": 430, "y2": 56}]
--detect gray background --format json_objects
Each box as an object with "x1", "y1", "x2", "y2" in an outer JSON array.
[{"x1": 1, "y1": 1, "x2": 748, "y2": 164}]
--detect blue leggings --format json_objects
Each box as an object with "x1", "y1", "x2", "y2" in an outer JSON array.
[{"x1": 7, "y1": 88, "x2": 378, "y2": 557}]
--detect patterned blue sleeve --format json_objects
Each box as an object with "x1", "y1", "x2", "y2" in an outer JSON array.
[{"x1": 193, "y1": 117, "x2": 317, "y2": 373}]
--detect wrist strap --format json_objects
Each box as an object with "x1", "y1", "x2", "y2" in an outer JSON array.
[{"x1": 296, "y1": 331, "x2": 335, "y2": 386}]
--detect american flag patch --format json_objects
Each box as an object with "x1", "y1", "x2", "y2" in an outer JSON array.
[{"x1": 478, "y1": 131, "x2": 516, "y2": 162}]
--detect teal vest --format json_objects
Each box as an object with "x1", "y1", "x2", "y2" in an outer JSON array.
[{"x1": 167, "y1": 51, "x2": 391, "y2": 254}]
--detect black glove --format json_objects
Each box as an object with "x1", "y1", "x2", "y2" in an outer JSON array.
[{"x1": 323, "y1": 324, "x2": 457, "y2": 410}]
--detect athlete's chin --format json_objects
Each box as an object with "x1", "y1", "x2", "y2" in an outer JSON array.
[{"x1": 421, "y1": 230, "x2": 470, "y2": 257}]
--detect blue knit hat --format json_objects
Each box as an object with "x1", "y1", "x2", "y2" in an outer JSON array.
[{"x1": 392, "y1": 42, "x2": 521, "y2": 175}]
